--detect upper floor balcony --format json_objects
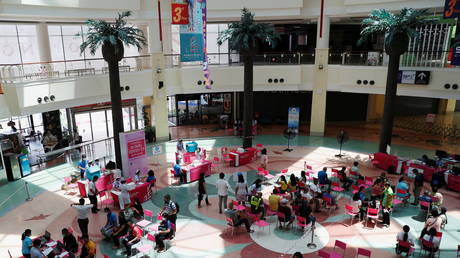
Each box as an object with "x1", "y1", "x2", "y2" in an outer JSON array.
[{"x1": 0, "y1": 50, "x2": 456, "y2": 84}]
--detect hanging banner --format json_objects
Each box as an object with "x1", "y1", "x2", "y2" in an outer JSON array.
[
  {"x1": 171, "y1": 3, "x2": 189, "y2": 25},
  {"x1": 180, "y1": 0, "x2": 204, "y2": 62},
  {"x1": 119, "y1": 130, "x2": 148, "y2": 179},
  {"x1": 452, "y1": 45, "x2": 460, "y2": 66},
  {"x1": 223, "y1": 93, "x2": 232, "y2": 114},
  {"x1": 200, "y1": 0, "x2": 211, "y2": 89},
  {"x1": 444, "y1": 0, "x2": 460, "y2": 18},
  {"x1": 288, "y1": 107, "x2": 300, "y2": 134}
]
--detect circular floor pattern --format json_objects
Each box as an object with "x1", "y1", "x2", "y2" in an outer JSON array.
[{"x1": 249, "y1": 219, "x2": 329, "y2": 254}]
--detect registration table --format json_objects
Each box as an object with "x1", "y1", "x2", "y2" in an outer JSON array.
[
  {"x1": 77, "y1": 173, "x2": 113, "y2": 197},
  {"x1": 229, "y1": 147, "x2": 257, "y2": 167},
  {"x1": 447, "y1": 173, "x2": 460, "y2": 192},
  {"x1": 403, "y1": 161, "x2": 442, "y2": 182},
  {"x1": 372, "y1": 152, "x2": 406, "y2": 172},
  {"x1": 111, "y1": 182, "x2": 151, "y2": 205},
  {"x1": 183, "y1": 160, "x2": 212, "y2": 182}
]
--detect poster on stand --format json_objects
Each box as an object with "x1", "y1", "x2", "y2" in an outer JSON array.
[
  {"x1": 288, "y1": 107, "x2": 300, "y2": 134},
  {"x1": 119, "y1": 130, "x2": 148, "y2": 179}
]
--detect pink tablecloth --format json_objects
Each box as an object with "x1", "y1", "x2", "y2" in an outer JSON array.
[
  {"x1": 111, "y1": 182, "x2": 151, "y2": 205},
  {"x1": 229, "y1": 147, "x2": 257, "y2": 167},
  {"x1": 77, "y1": 173, "x2": 113, "y2": 197},
  {"x1": 373, "y1": 152, "x2": 399, "y2": 171},
  {"x1": 184, "y1": 160, "x2": 212, "y2": 182}
]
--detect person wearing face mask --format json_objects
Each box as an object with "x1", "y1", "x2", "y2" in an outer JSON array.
[
  {"x1": 78, "y1": 155, "x2": 88, "y2": 179},
  {"x1": 118, "y1": 179, "x2": 133, "y2": 211},
  {"x1": 160, "y1": 194, "x2": 178, "y2": 225},
  {"x1": 134, "y1": 170, "x2": 141, "y2": 184}
]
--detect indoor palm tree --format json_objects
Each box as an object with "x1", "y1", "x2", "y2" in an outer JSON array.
[
  {"x1": 358, "y1": 8, "x2": 431, "y2": 153},
  {"x1": 80, "y1": 11, "x2": 146, "y2": 168},
  {"x1": 217, "y1": 8, "x2": 279, "y2": 148}
]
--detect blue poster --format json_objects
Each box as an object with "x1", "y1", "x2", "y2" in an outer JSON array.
[
  {"x1": 19, "y1": 154, "x2": 31, "y2": 177},
  {"x1": 288, "y1": 107, "x2": 300, "y2": 133},
  {"x1": 452, "y1": 45, "x2": 460, "y2": 66},
  {"x1": 180, "y1": 0, "x2": 204, "y2": 62}
]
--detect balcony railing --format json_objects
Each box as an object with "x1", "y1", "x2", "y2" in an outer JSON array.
[
  {"x1": 1, "y1": 50, "x2": 456, "y2": 84},
  {"x1": 0, "y1": 55, "x2": 152, "y2": 83}
]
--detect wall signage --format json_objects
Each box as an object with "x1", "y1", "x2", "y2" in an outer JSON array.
[
  {"x1": 444, "y1": 0, "x2": 460, "y2": 18},
  {"x1": 397, "y1": 70, "x2": 430, "y2": 85},
  {"x1": 171, "y1": 3, "x2": 189, "y2": 24}
]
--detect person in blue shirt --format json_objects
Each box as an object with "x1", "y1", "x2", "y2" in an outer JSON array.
[
  {"x1": 78, "y1": 154, "x2": 88, "y2": 179},
  {"x1": 155, "y1": 215, "x2": 173, "y2": 253},
  {"x1": 396, "y1": 176, "x2": 410, "y2": 200},
  {"x1": 173, "y1": 162, "x2": 187, "y2": 184},
  {"x1": 146, "y1": 169, "x2": 156, "y2": 186},
  {"x1": 21, "y1": 229, "x2": 32, "y2": 258},
  {"x1": 101, "y1": 208, "x2": 118, "y2": 238},
  {"x1": 318, "y1": 167, "x2": 330, "y2": 187}
]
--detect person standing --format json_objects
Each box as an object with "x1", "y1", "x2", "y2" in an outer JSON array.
[
  {"x1": 118, "y1": 179, "x2": 132, "y2": 211},
  {"x1": 70, "y1": 198, "x2": 93, "y2": 237},
  {"x1": 80, "y1": 235, "x2": 96, "y2": 258},
  {"x1": 411, "y1": 169, "x2": 424, "y2": 205},
  {"x1": 260, "y1": 148, "x2": 268, "y2": 169},
  {"x1": 216, "y1": 172, "x2": 231, "y2": 214},
  {"x1": 88, "y1": 176, "x2": 99, "y2": 214},
  {"x1": 21, "y1": 229, "x2": 32, "y2": 258},
  {"x1": 78, "y1": 154, "x2": 88, "y2": 179},
  {"x1": 160, "y1": 194, "x2": 178, "y2": 225},
  {"x1": 235, "y1": 174, "x2": 248, "y2": 205},
  {"x1": 198, "y1": 173, "x2": 211, "y2": 208},
  {"x1": 381, "y1": 182, "x2": 394, "y2": 227},
  {"x1": 176, "y1": 139, "x2": 184, "y2": 153}
]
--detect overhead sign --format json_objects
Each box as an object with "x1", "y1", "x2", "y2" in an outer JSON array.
[
  {"x1": 171, "y1": 3, "x2": 189, "y2": 24},
  {"x1": 444, "y1": 0, "x2": 460, "y2": 18},
  {"x1": 397, "y1": 70, "x2": 430, "y2": 85}
]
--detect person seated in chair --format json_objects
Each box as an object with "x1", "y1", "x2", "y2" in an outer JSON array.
[
  {"x1": 120, "y1": 221, "x2": 142, "y2": 256},
  {"x1": 422, "y1": 228, "x2": 441, "y2": 254},
  {"x1": 173, "y1": 161, "x2": 187, "y2": 184},
  {"x1": 278, "y1": 199, "x2": 295, "y2": 229},
  {"x1": 250, "y1": 192, "x2": 265, "y2": 220},
  {"x1": 224, "y1": 202, "x2": 254, "y2": 233},
  {"x1": 61, "y1": 228, "x2": 78, "y2": 254},
  {"x1": 396, "y1": 225, "x2": 414, "y2": 256},
  {"x1": 155, "y1": 215, "x2": 174, "y2": 253}
]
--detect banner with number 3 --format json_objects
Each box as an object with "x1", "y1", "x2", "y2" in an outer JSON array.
[{"x1": 172, "y1": 3, "x2": 189, "y2": 24}]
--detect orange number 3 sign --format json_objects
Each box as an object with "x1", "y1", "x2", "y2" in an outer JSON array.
[
  {"x1": 171, "y1": 3, "x2": 189, "y2": 25},
  {"x1": 444, "y1": 0, "x2": 460, "y2": 18}
]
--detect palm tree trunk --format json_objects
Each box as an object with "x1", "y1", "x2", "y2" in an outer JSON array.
[
  {"x1": 242, "y1": 53, "x2": 254, "y2": 148},
  {"x1": 379, "y1": 54, "x2": 400, "y2": 153},
  {"x1": 108, "y1": 61, "x2": 124, "y2": 168}
]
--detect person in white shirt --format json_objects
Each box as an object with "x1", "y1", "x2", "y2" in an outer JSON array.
[
  {"x1": 88, "y1": 176, "x2": 99, "y2": 214},
  {"x1": 216, "y1": 173, "x2": 231, "y2": 214},
  {"x1": 71, "y1": 198, "x2": 93, "y2": 237},
  {"x1": 422, "y1": 228, "x2": 441, "y2": 251},
  {"x1": 118, "y1": 179, "x2": 133, "y2": 211},
  {"x1": 113, "y1": 177, "x2": 121, "y2": 189},
  {"x1": 134, "y1": 170, "x2": 141, "y2": 184},
  {"x1": 396, "y1": 225, "x2": 415, "y2": 254}
]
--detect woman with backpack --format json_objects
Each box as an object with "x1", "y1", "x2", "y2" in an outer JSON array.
[{"x1": 396, "y1": 225, "x2": 414, "y2": 255}]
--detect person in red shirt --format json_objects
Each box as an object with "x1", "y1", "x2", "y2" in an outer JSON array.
[{"x1": 121, "y1": 221, "x2": 142, "y2": 256}]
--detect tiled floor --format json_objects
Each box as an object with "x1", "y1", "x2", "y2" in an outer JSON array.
[{"x1": 1, "y1": 134, "x2": 460, "y2": 257}]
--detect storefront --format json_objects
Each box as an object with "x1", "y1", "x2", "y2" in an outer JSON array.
[{"x1": 169, "y1": 93, "x2": 234, "y2": 126}]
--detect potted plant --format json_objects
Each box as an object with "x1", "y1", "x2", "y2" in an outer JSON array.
[
  {"x1": 218, "y1": 8, "x2": 279, "y2": 148},
  {"x1": 358, "y1": 8, "x2": 433, "y2": 153},
  {"x1": 79, "y1": 11, "x2": 146, "y2": 168}
]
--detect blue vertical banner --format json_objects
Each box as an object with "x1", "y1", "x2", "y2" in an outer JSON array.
[
  {"x1": 452, "y1": 45, "x2": 460, "y2": 66},
  {"x1": 288, "y1": 107, "x2": 300, "y2": 134},
  {"x1": 200, "y1": 0, "x2": 211, "y2": 89},
  {"x1": 180, "y1": 0, "x2": 204, "y2": 62}
]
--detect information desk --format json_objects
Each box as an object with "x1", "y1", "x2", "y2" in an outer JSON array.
[
  {"x1": 373, "y1": 152, "x2": 402, "y2": 172},
  {"x1": 447, "y1": 174, "x2": 460, "y2": 192},
  {"x1": 229, "y1": 148, "x2": 257, "y2": 167},
  {"x1": 182, "y1": 152, "x2": 196, "y2": 164},
  {"x1": 183, "y1": 160, "x2": 212, "y2": 182},
  {"x1": 77, "y1": 173, "x2": 113, "y2": 197},
  {"x1": 111, "y1": 182, "x2": 151, "y2": 205}
]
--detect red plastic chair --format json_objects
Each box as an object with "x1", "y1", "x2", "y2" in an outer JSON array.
[
  {"x1": 394, "y1": 189, "x2": 410, "y2": 209},
  {"x1": 352, "y1": 185, "x2": 360, "y2": 194},
  {"x1": 296, "y1": 216, "x2": 308, "y2": 231},
  {"x1": 457, "y1": 244, "x2": 460, "y2": 257},
  {"x1": 345, "y1": 205, "x2": 359, "y2": 225},
  {"x1": 365, "y1": 208, "x2": 379, "y2": 228},
  {"x1": 331, "y1": 239, "x2": 347, "y2": 257},
  {"x1": 397, "y1": 240, "x2": 414, "y2": 256},
  {"x1": 256, "y1": 143, "x2": 263, "y2": 148},
  {"x1": 281, "y1": 169, "x2": 288, "y2": 174},
  {"x1": 144, "y1": 209, "x2": 154, "y2": 221},
  {"x1": 331, "y1": 181, "x2": 344, "y2": 192},
  {"x1": 98, "y1": 191, "x2": 114, "y2": 208},
  {"x1": 126, "y1": 178, "x2": 133, "y2": 184},
  {"x1": 420, "y1": 201, "x2": 431, "y2": 220},
  {"x1": 356, "y1": 247, "x2": 371, "y2": 257},
  {"x1": 318, "y1": 250, "x2": 331, "y2": 258},
  {"x1": 364, "y1": 176, "x2": 373, "y2": 186},
  {"x1": 322, "y1": 196, "x2": 334, "y2": 215}
]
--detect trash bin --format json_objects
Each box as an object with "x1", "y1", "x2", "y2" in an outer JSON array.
[{"x1": 186, "y1": 141, "x2": 198, "y2": 153}]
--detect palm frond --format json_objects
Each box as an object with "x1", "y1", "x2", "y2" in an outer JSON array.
[
  {"x1": 217, "y1": 8, "x2": 279, "y2": 52},
  {"x1": 79, "y1": 11, "x2": 146, "y2": 56},
  {"x1": 358, "y1": 8, "x2": 435, "y2": 46}
]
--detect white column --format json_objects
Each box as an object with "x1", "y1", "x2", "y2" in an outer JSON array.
[
  {"x1": 36, "y1": 22, "x2": 52, "y2": 67},
  {"x1": 310, "y1": 16, "x2": 330, "y2": 136}
]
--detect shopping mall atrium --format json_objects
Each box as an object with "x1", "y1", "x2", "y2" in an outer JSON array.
[{"x1": 1, "y1": 0, "x2": 460, "y2": 257}]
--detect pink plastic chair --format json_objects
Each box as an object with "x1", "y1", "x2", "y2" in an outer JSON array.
[
  {"x1": 98, "y1": 191, "x2": 114, "y2": 208},
  {"x1": 144, "y1": 209, "x2": 154, "y2": 221},
  {"x1": 331, "y1": 181, "x2": 344, "y2": 192},
  {"x1": 147, "y1": 233, "x2": 155, "y2": 242},
  {"x1": 256, "y1": 143, "x2": 263, "y2": 148},
  {"x1": 345, "y1": 205, "x2": 358, "y2": 225},
  {"x1": 296, "y1": 216, "x2": 308, "y2": 231},
  {"x1": 64, "y1": 177, "x2": 78, "y2": 193},
  {"x1": 281, "y1": 169, "x2": 288, "y2": 174},
  {"x1": 365, "y1": 208, "x2": 379, "y2": 228},
  {"x1": 364, "y1": 176, "x2": 373, "y2": 186},
  {"x1": 356, "y1": 248, "x2": 371, "y2": 257},
  {"x1": 352, "y1": 185, "x2": 360, "y2": 194},
  {"x1": 318, "y1": 250, "x2": 330, "y2": 258},
  {"x1": 331, "y1": 239, "x2": 347, "y2": 257}
]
